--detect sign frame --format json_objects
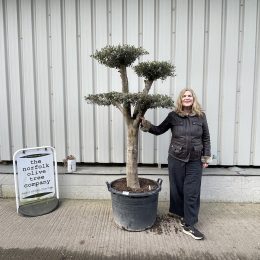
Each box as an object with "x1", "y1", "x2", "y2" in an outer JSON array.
[{"x1": 13, "y1": 146, "x2": 59, "y2": 216}]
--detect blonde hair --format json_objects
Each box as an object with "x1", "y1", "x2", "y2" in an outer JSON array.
[{"x1": 175, "y1": 88, "x2": 203, "y2": 116}]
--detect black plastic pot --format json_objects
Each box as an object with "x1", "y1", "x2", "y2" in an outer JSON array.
[{"x1": 106, "y1": 178, "x2": 162, "y2": 231}]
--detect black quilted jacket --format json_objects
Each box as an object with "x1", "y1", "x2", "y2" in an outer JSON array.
[{"x1": 144, "y1": 111, "x2": 211, "y2": 162}]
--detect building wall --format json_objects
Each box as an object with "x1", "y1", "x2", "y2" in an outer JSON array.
[{"x1": 0, "y1": 0, "x2": 259, "y2": 165}]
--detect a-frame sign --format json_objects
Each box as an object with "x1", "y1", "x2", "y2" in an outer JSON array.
[{"x1": 13, "y1": 146, "x2": 59, "y2": 216}]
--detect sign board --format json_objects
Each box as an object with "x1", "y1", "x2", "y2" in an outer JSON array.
[{"x1": 13, "y1": 146, "x2": 59, "y2": 216}]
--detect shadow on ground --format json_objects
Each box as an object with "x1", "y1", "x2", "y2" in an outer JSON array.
[{"x1": 0, "y1": 247, "x2": 251, "y2": 260}]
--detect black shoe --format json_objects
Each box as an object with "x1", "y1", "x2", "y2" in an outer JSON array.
[{"x1": 182, "y1": 226, "x2": 205, "y2": 240}]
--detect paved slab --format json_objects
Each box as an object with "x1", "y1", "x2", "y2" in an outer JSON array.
[{"x1": 0, "y1": 198, "x2": 260, "y2": 260}]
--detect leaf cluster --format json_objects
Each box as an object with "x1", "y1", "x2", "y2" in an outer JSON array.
[
  {"x1": 91, "y1": 45, "x2": 148, "y2": 69},
  {"x1": 85, "y1": 92, "x2": 174, "y2": 111},
  {"x1": 134, "y1": 61, "x2": 176, "y2": 81}
]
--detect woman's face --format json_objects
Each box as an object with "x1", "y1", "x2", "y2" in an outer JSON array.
[{"x1": 181, "y1": 91, "x2": 194, "y2": 108}]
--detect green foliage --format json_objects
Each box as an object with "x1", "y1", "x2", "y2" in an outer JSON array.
[
  {"x1": 91, "y1": 45, "x2": 149, "y2": 69},
  {"x1": 87, "y1": 45, "x2": 176, "y2": 120},
  {"x1": 85, "y1": 92, "x2": 174, "y2": 111},
  {"x1": 134, "y1": 61, "x2": 175, "y2": 81}
]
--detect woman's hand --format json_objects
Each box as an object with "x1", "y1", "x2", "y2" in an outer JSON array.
[
  {"x1": 140, "y1": 117, "x2": 146, "y2": 125},
  {"x1": 202, "y1": 163, "x2": 208, "y2": 168},
  {"x1": 139, "y1": 117, "x2": 152, "y2": 132}
]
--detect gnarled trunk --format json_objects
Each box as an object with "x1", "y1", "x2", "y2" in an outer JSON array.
[{"x1": 126, "y1": 125, "x2": 140, "y2": 189}]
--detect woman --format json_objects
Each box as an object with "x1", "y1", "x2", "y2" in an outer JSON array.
[{"x1": 141, "y1": 88, "x2": 211, "y2": 240}]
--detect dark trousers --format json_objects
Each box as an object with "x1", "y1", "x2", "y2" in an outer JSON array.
[{"x1": 168, "y1": 156, "x2": 203, "y2": 226}]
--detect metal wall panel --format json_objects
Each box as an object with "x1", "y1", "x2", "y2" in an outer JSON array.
[
  {"x1": 220, "y1": 0, "x2": 240, "y2": 165},
  {"x1": 190, "y1": 0, "x2": 205, "y2": 101},
  {"x1": 19, "y1": 0, "x2": 37, "y2": 148},
  {"x1": 63, "y1": 0, "x2": 81, "y2": 159},
  {"x1": 4, "y1": 0, "x2": 24, "y2": 154},
  {"x1": 156, "y1": 0, "x2": 172, "y2": 165},
  {"x1": 110, "y1": 0, "x2": 125, "y2": 163},
  {"x1": 95, "y1": 0, "x2": 110, "y2": 162},
  {"x1": 34, "y1": 0, "x2": 52, "y2": 146},
  {"x1": 0, "y1": 0, "x2": 11, "y2": 159},
  {"x1": 0, "y1": 0, "x2": 259, "y2": 166},
  {"x1": 175, "y1": 0, "x2": 189, "y2": 93},
  {"x1": 237, "y1": 0, "x2": 257, "y2": 164},
  {"x1": 125, "y1": 0, "x2": 138, "y2": 94},
  {"x1": 78, "y1": 0, "x2": 95, "y2": 162},
  {"x1": 141, "y1": 0, "x2": 156, "y2": 163},
  {"x1": 49, "y1": 0, "x2": 66, "y2": 161},
  {"x1": 252, "y1": 0, "x2": 260, "y2": 165},
  {"x1": 206, "y1": 0, "x2": 222, "y2": 166}
]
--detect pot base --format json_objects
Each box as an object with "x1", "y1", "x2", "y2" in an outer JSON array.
[{"x1": 107, "y1": 178, "x2": 162, "y2": 231}]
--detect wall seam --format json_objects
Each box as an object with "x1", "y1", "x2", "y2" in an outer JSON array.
[
  {"x1": 250, "y1": 0, "x2": 260, "y2": 165},
  {"x1": 186, "y1": 0, "x2": 193, "y2": 87},
  {"x1": 46, "y1": 0, "x2": 54, "y2": 148},
  {"x1": 76, "y1": 0, "x2": 83, "y2": 162},
  {"x1": 154, "y1": 0, "x2": 159, "y2": 164},
  {"x1": 202, "y1": 0, "x2": 209, "y2": 110},
  {"x1": 217, "y1": 0, "x2": 227, "y2": 164},
  {"x1": 31, "y1": 0, "x2": 39, "y2": 146},
  {"x1": 91, "y1": 0, "x2": 97, "y2": 162},
  {"x1": 233, "y1": 0, "x2": 245, "y2": 165},
  {"x1": 122, "y1": 0, "x2": 126, "y2": 162},
  {"x1": 138, "y1": 0, "x2": 143, "y2": 93},
  {"x1": 107, "y1": 0, "x2": 112, "y2": 162},
  {"x1": 16, "y1": 0, "x2": 26, "y2": 148},
  {"x1": 170, "y1": 0, "x2": 176, "y2": 97},
  {"x1": 60, "y1": 0, "x2": 68, "y2": 156}
]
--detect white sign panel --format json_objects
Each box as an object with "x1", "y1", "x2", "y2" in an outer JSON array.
[
  {"x1": 13, "y1": 147, "x2": 59, "y2": 209},
  {"x1": 17, "y1": 153, "x2": 55, "y2": 201}
]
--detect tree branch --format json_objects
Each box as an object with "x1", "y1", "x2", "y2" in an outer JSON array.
[
  {"x1": 132, "y1": 80, "x2": 153, "y2": 118},
  {"x1": 115, "y1": 102, "x2": 132, "y2": 125},
  {"x1": 115, "y1": 102, "x2": 124, "y2": 114},
  {"x1": 133, "y1": 109, "x2": 148, "y2": 128}
]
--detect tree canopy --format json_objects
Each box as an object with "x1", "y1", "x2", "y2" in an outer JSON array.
[
  {"x1": 86, "y1": 92, "x2": 174, "y2": 113},
  {"x1": 87, "y1": 44, "x2": 175, "y2": 117},
  {"x1": 91, "y1": 45, "x2": 148, "y2": 69},
  {"x1": 134, "y1": 61, "x2": 175, "y2": 81}
]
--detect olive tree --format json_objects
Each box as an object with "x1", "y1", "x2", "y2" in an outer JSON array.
[{"x1": 86, "y1": 45, "x2": 175, "y2": 189}]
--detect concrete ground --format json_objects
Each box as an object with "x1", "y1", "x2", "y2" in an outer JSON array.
[{"x1": 0, "y1": 198, "x2": 260, "y2": 260}]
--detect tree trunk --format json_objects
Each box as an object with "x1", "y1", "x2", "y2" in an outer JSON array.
[
  {"x1": 143, "y1": 80, "x2": 153, "y2": 94},
  {"x1": 126, "y1": 124, "x2": 140, "y2": 189},
  {"x1": 119, "y1": 66, "x2": 129, "y2": 93},
  {"x1": 119, "y1": 66, "x2": 131, "y2": 122}
]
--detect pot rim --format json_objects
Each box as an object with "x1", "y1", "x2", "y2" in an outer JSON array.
[{"x1": 106, "y1": 178, "x2": 162, "y2": 197}]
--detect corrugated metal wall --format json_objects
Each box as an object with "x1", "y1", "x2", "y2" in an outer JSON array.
[{"x1": 0, "y1": 0, "x2": 259, "y2": 165}]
